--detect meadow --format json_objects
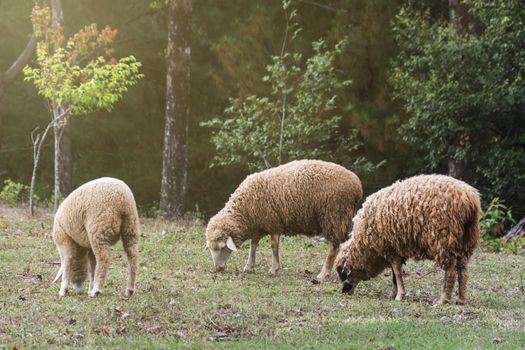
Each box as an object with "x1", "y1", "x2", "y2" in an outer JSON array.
[{"x1": 1, "y1": 206, "x2": 524, "y2": 349}]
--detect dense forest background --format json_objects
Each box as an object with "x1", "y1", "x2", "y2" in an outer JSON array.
[{"x1": 1, "y1": 0, "x2": 523, "y2": 219}]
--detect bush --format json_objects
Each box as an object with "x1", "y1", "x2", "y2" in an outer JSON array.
[
  {"x1": 391, "y1": 0, "x2": 525, "y2": 215},
  {"x1": 479, "y1": 197, "x2": 515, "y2": 240},
  {"x1": 482, "y1": 237, "x2": 525, "y2": 255},
  {"x1": 0, "y1": 179, "x2": 50, "y2": 208},
  {"x1": 0, "y1": 179, "x2": 32, "y2": 206}
]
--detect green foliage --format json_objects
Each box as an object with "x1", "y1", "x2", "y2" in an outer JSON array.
[
  {"x1": 482, "y1": 237, "x2": 525, "y2": 255},
  {"x1": 23, "y1": 5, "x2": 143, "y2": 117},
  {"x1": 203, "y1": 3, "x2": 378, "y2": 173},
  {"x1": 479, "y1": 197, "x2": 515, "y2": 240},
  {"x1": 391, "y1": 0, "x2": 525, "y2": 213},
  {"x1": 0, "y1": 179, "x2": 35, "y2": 206},
  {"x1": 479, "y1": 197, "x2": 524, "y2": 255}
]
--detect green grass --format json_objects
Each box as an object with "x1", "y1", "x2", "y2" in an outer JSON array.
[{"x1": 1, "y1": 206, "x2": 524, "y2": 349}]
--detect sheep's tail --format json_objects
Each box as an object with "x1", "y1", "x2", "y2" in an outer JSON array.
[
  {"x1": 52, "y1": 264, "x2": 63, "y2": 283},
  {"x1": 463, "y1": 219, "x2": 480, "y2": 256},
  {"x1": 462, "y1": 190, "x2": 481, "y2": 257}
]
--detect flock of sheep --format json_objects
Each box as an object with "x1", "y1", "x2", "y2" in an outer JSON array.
[{"x1": 52, "y1": 159, "x2": 480, "y2": 306}]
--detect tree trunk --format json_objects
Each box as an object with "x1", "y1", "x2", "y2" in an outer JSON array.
[
  {"x1": 447, "y1": 145, "x2": 466, "y2": 180},
  {"x1": 503, "y1": 217, "x2": 525, "y2": 243},
  {"x1": 53, "y1": 114, "x2": 73, "y2": 211},
  {"x1": 447, "y1": 0, "x2": 469, "y2": 180},
  {"x1": 159, "y1": 0, "x2": 191, "y2": 219},
  {"x1": 449, "y1": 0, "x2": 470, "y2": 33},
  {"x1": 50, "y1": 0, "x2": 73, "y2": 210}
]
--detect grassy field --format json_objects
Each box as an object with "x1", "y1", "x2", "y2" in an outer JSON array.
[{"x1": 1, "y1": 206, "x2": 524, "y2": 349}]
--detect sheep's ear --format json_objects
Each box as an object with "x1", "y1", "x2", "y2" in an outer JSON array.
[{"x1": 226, "y1": 236, "x2": 237, "y2": 251}]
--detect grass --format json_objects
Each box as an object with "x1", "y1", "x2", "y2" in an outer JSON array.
[{"x1": 1, "y1": 206, "x2": 524, "y2": 349}]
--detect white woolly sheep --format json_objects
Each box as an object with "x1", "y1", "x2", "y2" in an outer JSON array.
[
  {"x1": 205, "y1": 159, "x2": 363, "y2": 281},
  {"x1": 52, "y1": 177, "x2": 140, "y2": 297},
  {"x1": 334, "y1": 174, "x2": 480, "y2": 305}
]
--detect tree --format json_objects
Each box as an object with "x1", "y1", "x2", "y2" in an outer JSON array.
[
  {"x1": 49, "y1": 0, "x2": 72, "y2": 210},
  {"x1": 446, "y1": 0, "x2": 470, "y2": 179},
  {"x1": 202, "y1": 1, "x2": 378, "y2": 174},
  {"x1": 24, "y1": 5, "x2": 143, "y2": 214},
  {"x1": 159, "y1": 0, "x2": 191, "y2": 219},
  {"x1": 391, "y1": 0, "x2": 525, "y2": 214}
]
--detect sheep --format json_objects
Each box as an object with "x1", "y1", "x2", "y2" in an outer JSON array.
[
  {"x1": 334, "y1": 174, "x2": 480, "y2": 305},
  {"x1": 205, "y1": 159, "x2": 363, "y2": 281},
  {"x1": 51, "y1": 177, "x2": 140, "y2": 297}
]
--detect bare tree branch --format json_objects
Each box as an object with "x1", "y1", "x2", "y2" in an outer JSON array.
[
  {"x1": 29, "y1": 107, "x2": 71, "y2": 215},
  {"x1": 0, "y1": 35, "x2": 37, "y2": 100},
  {"x1": 298, "y1": 0, "x2": 340, "y2": 13}
]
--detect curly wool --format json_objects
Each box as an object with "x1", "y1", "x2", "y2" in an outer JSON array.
[
  {"x1": 207, "y1": 159, "x2": 363, "y2": 247},
  {"x1": 52, "y1": 177, "x2": 140, "y2": 296},
  {"x1": 335, "y1": 174, "x2": 480, "y2": 278}
]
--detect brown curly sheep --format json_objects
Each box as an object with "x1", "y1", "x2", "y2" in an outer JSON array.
[
  {"x1": 334, "y1": 174, "x2": 480, "y2": 305},
  {"x1": 206, "y1": 159, "x2": 362, "y2": 281},
  {"x1": 52, "y1": 177, "x2": 140, "y2": 297}
]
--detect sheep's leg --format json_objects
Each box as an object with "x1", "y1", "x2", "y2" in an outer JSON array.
[
  {"x1": 89, "y1": 240, "x2": 110, "y2": 297},
  {"x1": 58, "y1": 247, "x2": 73, "y2": 297},
  {"x1": 122, "y1": 235, "x2": 139, "y2": 297},
  {"x1": 456, "y1": 257, "x2": 469, "y2": 305},
  {"x1": 270, "y1": 233, "x2": 280, "y2": 275},
  {"x1": 70, "y1": 247, "x2": 89, "y2": 294},
  {"x1": 435, "y1": 261, "x2": 457, "y2": 305},
  {"x1": 391, "y1": 268, "x2": 398, "y2": 299},
  {"x1": 53, "y1": 228, "x2": 75, "y2": 297},
  {"x1": 243, "y1": 238, "x2": 259, "y2": 273},
  {"x1": 87, "y1": 250, "x2": 96, "y2": 294},
  {"x1": 391, "y1": 260, "x2": 405, "y2": 301},
  {"x1": 316, "y1": 241, "x2": 338, "y2": 281}
]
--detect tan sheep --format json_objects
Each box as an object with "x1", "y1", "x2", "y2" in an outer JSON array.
[
  {"x1": 52, "y1": 177, "x2": 140, "y2": 297},
  {"x1": 205, "y1": 159, "x2": 362, "y2": 281},
  {"x1": 334, "y1": 174, "x2": 480, "y2": 305}
]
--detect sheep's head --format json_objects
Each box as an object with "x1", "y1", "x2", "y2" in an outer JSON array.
[
  {"x1": 335, "y1": 263, "x2": 368, "y2": 295},
  {"x1": 206, "y1": 235, "x2": 237, "y2": 272},
  {"x1": 205, "y1": 214, "x2": 239, "y2": 272}
]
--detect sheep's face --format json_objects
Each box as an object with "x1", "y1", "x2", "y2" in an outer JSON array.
[
  {"x1": 336, "y1": 264, "x2": 366, "y2": 295},
  {"x1": 206, "y1": 236, "x2": 237, "y2": 272}
]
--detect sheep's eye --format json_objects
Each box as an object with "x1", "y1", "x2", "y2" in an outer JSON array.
[{"x1": 336, "y1": 265, "x2": 348, "y2": 281}]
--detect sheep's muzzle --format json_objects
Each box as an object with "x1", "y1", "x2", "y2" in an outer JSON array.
[{"x1": 341, "y1": 281, "x2": 356, "y2": 294}]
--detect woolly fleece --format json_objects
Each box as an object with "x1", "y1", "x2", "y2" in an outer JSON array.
[
  {"x1": 335, "y1": 174, "x2": 480, "y2": 304},
  {"x1": 206, "y1": 159, "x2": 362, "y2": 279},
  {"x1": 52, "y1": 177, "x2": 140, "y2": 297}
]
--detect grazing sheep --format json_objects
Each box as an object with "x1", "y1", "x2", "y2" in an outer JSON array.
[
  {"x1": 52, "y1": 177, "x2": 140, "y2": 297},
  {"x1": 334, "y1": 174, "x2": 480, "y2": 305},
  {"x1": 205, "y1": 159, "x2": 362, "y2": 281}
]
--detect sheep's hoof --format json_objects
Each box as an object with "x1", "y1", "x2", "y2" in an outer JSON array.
[
  {"x1": 315, "y1": 273, "x2": 330, "y2": 282},
  {"x1": 394, "y1": 294, "x2": 404, "y2": 301},
  {"x1": 456, "y1": 299, "x2": 467, "y2": 305},
  {"x1": 88, "y1": 289, "x2": 101, "y2": 297},
  {"x1": 58, "y1": 289, "x2": 67, "y2": 297},
  {"x1": 125, "y1": 289, "x2": 134, "y2": 297},
  {"x1": 243, "y1": 266, "x2": 254, "y2": 273},
  {"x1": 433, "y1": 298, "x2": 449, "y2": 306},
  {"x1": 270, "y1": 267, "x2": 280, "y2": 275}
]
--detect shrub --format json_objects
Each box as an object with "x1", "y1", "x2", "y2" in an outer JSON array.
[
  {"x1": 479, "y1": 198, "x2": 515, "y2": 240},
  {"x1": 0, "y1": 179, "x2": 33, "y2": 206}
]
